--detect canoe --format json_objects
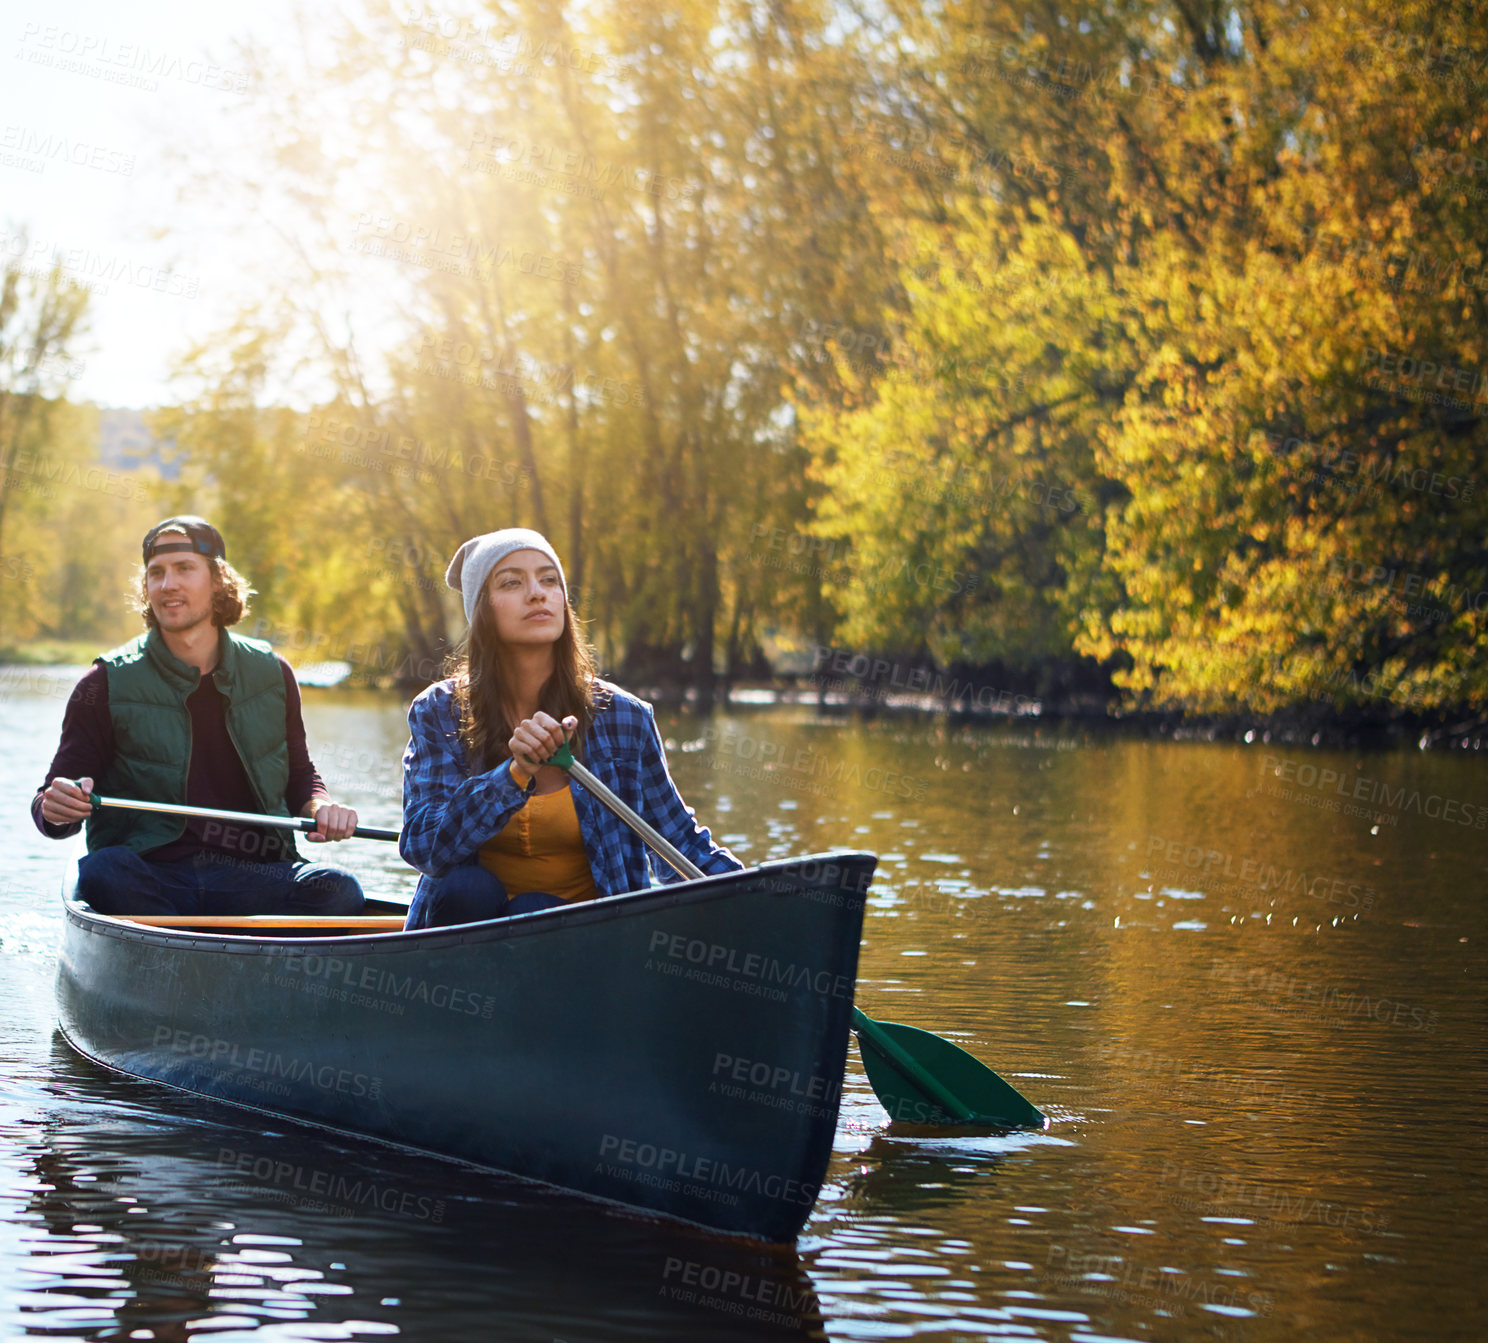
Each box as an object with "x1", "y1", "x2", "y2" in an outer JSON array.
[{"x1": 55, "y1": 849, "x2": 876, "y2": 1243}]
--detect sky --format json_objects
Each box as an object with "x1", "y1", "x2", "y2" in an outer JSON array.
[{"x1": 1, "y1": 0, "x2": 301, "y2": 408}]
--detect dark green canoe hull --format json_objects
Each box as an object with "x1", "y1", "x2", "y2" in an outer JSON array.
[{"x1": 55, "y1": 852, "x2": 875, "y2": 1242}]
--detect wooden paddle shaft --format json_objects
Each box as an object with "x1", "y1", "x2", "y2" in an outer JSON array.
[
  {"x1": 88, "y1": 792, "x2": 400, "y2": 842},
  {"x1": 563, "y1": 758, "x2": 705, "y2": 880}
]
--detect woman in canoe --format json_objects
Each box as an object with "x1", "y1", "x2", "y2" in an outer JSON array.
[{"x1": 399, "y1": 528, "x2": 742, "y2": 927}]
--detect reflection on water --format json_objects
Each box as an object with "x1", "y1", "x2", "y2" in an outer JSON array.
[
  {"x1": 1, "y1": 674, "x2": 1484, "y2": 1340},
  {"x1": 12, "y1": 1038, "x2": 821, "y2": 1342}
]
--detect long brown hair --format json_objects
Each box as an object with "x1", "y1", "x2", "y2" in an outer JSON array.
[{"x1": 451, "y1": 578, "x2": 602, "y2": 773}]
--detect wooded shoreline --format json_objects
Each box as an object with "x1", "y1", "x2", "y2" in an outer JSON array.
[
  {"x1": 10, "y1": 642, "x2": 1481, "y2": 753},
  {"x1": 5, "y1": 7, "x2": 1486, "y2": 740}
]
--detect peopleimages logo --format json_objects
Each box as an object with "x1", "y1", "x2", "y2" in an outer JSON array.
[
  {"x1": 598, "y1": 1134, "x2": 819, "y2": 1207},
  {"x1": 1044, "y1": 1245, "x2": 1272, "y2": 1316},
  {"x1": 0, "y1": 230, "x2": 199, "y2": 298},
  {"x1": 1143, "y1": 833, "x2": 1379, "y2": 909},
  {"x1": 216, "y1": 1147, "x2": 445, "y2": 1222},
  {"x1": 154, "y1": 1027, "x2": 383, "y2": 1097},
  {"x1": 809, "y1": 644, "x2": 1041, "y2": 713},
  {"x1": 1259, "y1": 755, "x2": 1487, "y2": 828},
  {"x1": 1208, "y1": 959, "x2": 1440, "y2": 1033},
  {"x1": 1325, "y1": 558, "x2": 1488, "y2": 609},
  {"x1": 1158, "y1": 1161, "x2": 1386, "y2": 1234},
  {"x1": 0, "y1": 124, "x2": 136, "y2": 175},
  {"x1": 263, "y1": 949, "x2": 497, "y2": 1019},
  {"x1": 646, "y1": 929, "x2": 856, "y2": 1002},
  {"x1": 16, "y1": 23, "x2": 251, "y2": 92},
  {"x1": 709, "y1": 1051, "x2": 842, "y2": 1119},
  {"x1": 660, "y1": 1256, "x2": 812, "y2": 1323}
]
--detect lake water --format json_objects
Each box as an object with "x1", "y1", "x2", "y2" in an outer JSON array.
[{"x1": 1, "y1": 668, "x2": 1483, "y2": 1341}]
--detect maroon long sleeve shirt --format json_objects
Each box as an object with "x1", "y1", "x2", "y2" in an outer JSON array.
[{"x1": 32, "y1": 658, "x2": 328, "y2": 863}]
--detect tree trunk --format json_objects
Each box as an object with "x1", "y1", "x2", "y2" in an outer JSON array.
[{"x1": 560, "y1": 282, "x2": 585, "y2": 605}]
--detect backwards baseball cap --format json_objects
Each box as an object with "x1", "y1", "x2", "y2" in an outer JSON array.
[{"x1": 142, "y1": 516, "x2": 227, "y2": 564}]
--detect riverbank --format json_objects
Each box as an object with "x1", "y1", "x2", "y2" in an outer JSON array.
[
  {"x1": 634, "y1": 679, "x2": 1488, "y2": 754},
  {"x1": 0, "y1": 639, "x2": 107, "y2": 666},
  {"x1": 6, "y1": 642, "x2": 1483, "y2": 752}
]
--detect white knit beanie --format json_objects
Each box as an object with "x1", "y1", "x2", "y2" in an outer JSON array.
[{"x1": 445, "y1": 529, "x2": 567, "y2": 625}]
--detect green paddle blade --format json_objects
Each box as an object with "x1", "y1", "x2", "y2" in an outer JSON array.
[{"x1": 853, "y1": 1009, "x2": 1045, "y2": 1129}]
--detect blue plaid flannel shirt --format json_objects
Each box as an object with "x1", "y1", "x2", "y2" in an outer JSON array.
[{"x1": 399, "y1": 678, "x2": 742, "y2": 895}]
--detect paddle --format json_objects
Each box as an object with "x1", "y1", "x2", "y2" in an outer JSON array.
[
  {"x1": 851, "y1": 1013, "x2": 1045, "y2": 1127},
  {"x1": 82, "y1": 790, "x2": 401, "y2": 842},
  {"x1": 545, "y1": 742, "x2": 1046, "y2": 1128},
  {"x1": 546, "y1": 743, "x2": 698, "y2": 878}
]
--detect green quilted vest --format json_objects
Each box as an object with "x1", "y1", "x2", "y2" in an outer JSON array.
[{"x1": 86, "y1": 628, "x2": 294, "y2": 856}]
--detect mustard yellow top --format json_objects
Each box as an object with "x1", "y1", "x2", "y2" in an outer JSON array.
[{"x1": 478, "y1": 782, "x2": 601, "y2": 904}]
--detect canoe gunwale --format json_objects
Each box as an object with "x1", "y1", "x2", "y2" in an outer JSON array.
[{"x1": 61, "y1": 850, "x2": 874, "y2": 957}]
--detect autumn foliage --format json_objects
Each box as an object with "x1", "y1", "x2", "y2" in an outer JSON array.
[{"x1": 5, "y1": 1, "x2": 1484, "y2": 722}]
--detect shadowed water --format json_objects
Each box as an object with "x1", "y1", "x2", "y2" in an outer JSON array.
[{"x1": 2, "y1": 669, "x2": 1483, "y2": 1340}]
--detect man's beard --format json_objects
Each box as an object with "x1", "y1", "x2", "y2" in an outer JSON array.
[{"x1": 155, "y1": 600, "x2": 212, "y2": 632}]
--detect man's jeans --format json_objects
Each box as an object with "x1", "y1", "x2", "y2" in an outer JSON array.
[{"x1": 76, "y1": 846, "x2": 364, "y2": 917}]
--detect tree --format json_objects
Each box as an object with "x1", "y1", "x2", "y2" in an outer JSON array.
[
  {"x1": 799, "y1": 0, "x2": 1488, "y2": 720},
  {"x1": 160, "y1": 0, "x2": 907, "y2": 693},
  {"x1": 0, "y1": 239, "x2": 90, "y2": 558}
]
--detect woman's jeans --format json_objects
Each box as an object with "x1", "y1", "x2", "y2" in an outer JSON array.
[{"x1": 404, "y1": 864, "x2": 567, "y2": 930}]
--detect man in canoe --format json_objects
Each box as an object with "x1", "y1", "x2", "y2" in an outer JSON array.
[
  {"x1": 399, "y1": 527, "x2": 741, "y2": 926},
  {"x1": 31, "y1": 515, "x2": 365, "y2": 917}
]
